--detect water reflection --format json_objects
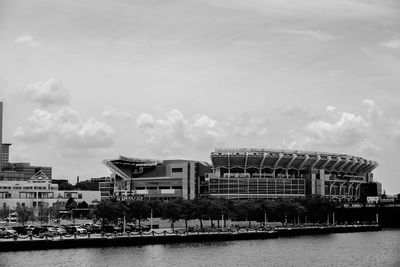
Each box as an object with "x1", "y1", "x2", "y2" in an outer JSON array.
[{"x1": 0, "y1": 230, "x2": 399, "y2": 267}]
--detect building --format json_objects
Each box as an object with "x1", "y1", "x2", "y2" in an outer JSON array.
[
  {"x1": 0, "y1": 171, "x2": 101, "y2": 210},
  {"x1": 103, "y1": 148, "x2": 380, "y2": 201},
  {"x1": 103, "y1": 156, "x2": 212, "y2": 200},
  {"x1": 208, "y1": 148, "x2": 379, "y2": 200},
  {"x1": 88, "y1": 177, "x2": 114, "y2": 201},
  {"x1": 0, "y1": 161, "x2": 52, "y2": 181}
]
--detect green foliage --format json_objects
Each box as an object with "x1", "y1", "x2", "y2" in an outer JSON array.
[
  {"x1": 16, "y1": 206, "x2": 34, "y2": 225},
  {"x1": 94, "y1": 201, "x2": 123, "y2": 224},
  {"x1": 127, "y1": 200, "x2": 150, "y2": 226},
  {"x1": 37, "y1": 203, "x2": 51, "y2": 224},
  {"x1": 66, "y1": 197, "x2": 77, "y2": 211},
  {"x1": 75, "y1": 181, "x2": 98, "y2": 191},
  {"x1": 161, "y1": 200, "x2": 181, "y2": 231},
  {"x1": 0, "y1": 206, "x2": 10, "y2": 219},
  {"x1": 59, "y1": 182, "x2": 74, "y2": 190},
  {"x1": 93, "y1": 196, "x2": 337, "y2": 228},
  {"x1": 77, "y1": 201, "x2": 89, "y2": 209}
]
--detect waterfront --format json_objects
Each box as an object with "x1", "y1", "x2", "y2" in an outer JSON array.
[{"x1": 1, "y1": 229, "x2": 399, "y2": 267}]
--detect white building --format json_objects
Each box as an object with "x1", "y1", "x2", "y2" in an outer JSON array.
[{"x1": 0, "y1": 171, "x2": 101, "y2": 210}]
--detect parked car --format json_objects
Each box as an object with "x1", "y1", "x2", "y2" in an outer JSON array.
[
  {"x1": 85, "y1": 224, "x2": 101, "y2": 234},
  {"x1": 127, "y1": 225, "x2": 150, "y2": 232},
  {"x1": 25, "y1": 225, "x2": 36, "y2": 234},
  {"x1": 32, "y1": 226, "x2": 49, "y2": 236},
  {"x1": 54, "y1": 227, "x2": 67, "y2": 236},
  {"x1": 12, "y1": 226, "x2": 28, "y2": 235},
  {"x1": 44, "y1": 226, "x2": 59, "y2": 237},
  {"x1": 65, "y1": 225, "x2": 88, "y2": 235},
  {"x1": 0, "y1": 227, "x2": 17, "y2": 238},
  {"x1": 103, "y1": 225, "x2": 123, "y2": 233}
]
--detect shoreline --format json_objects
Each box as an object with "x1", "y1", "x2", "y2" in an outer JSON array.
[{"x1": 0, "y1": 225, "x2": 381, "y2": 252}]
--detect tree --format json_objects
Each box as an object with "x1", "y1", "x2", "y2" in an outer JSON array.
[
  {"x1": 94, "y1": 201, "x2": 123, "y2": 229},
  {"x1": 37, "y1": 203, "x2": 51, "y2": 225},
  {"x1": 59, "y1": 182, "x2": 74, "y2": 190},
  {"x1": 66, "y1": 197, "x2": 78, "y2": 211},
  {"x1": 75, "y1": 181, "x2": 98, "y2": 191},
  {"x1": 235, "y1": 199, "x2": 261, "y2": 227},
  {"x1": 0, "y1": 206, "x2": 10, "y2": 219},
  {"x1": 300, "y1": 197, "x2": 331, "y2": 224},
  {"x1": 127, "y1": 200, "x2": 150, "y2": 227},
  {"x1": 178, "y1": 199, "x2": 194, "y2": 230},
  {"x1": 162, "y1": 201, "x2": 181, "y2": 231},
  {"x1": 50, "y1": 203, "x2": 61, "y2": 223},
  {"x1": 16, "y1": 206, "x2": 34, "y2": 225},
  {"x1": 207, "y1": 199, "x2": 225, "y2": 228},
  {"x1": 75, "y1": 201, "x2": 90, "y2": 218},
  {"x1": 192, "y1": 198, "x2": 210, "y2": 229}
]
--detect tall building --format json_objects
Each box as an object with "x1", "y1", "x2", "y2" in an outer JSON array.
[
  {"x1": 0, "y1": 102, "x2": 3, "y2": 172},
  {"x1": 1, "y1": 143, "x2": 11, "y2": 165}
]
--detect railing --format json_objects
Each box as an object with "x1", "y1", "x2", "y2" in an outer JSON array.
[{"x1": 214, "y1": 148, "x2": 361, "y2": 159}]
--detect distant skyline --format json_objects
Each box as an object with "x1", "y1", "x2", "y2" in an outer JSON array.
[{"x1": 1, "y1": 0, "x2": 400, "y2": 193}]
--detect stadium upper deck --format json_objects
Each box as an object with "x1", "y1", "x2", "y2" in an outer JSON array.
[{"x1": 211, "y1": 148, "x2": 378, "y2": 175}]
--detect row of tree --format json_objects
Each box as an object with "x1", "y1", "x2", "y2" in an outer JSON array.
[
  {"x1": 1, "y1": 198, "x2": 90, "y2": 225},
  {"x1": 58, "y1": 180, "x2": 99, "y2": 191},
  {"x1": 94, "y1": 197, "x2": 336, "y2": 230}
]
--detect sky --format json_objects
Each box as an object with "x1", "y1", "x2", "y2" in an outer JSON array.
[{"x1": 0, "y1": 0, "x2": 400, "y2": 193}]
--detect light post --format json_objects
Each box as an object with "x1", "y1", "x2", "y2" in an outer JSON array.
[
  {"x1": 123, "y1": 212, "x2": 126, "y2": 234},
  {"x1": 150, "y1": 208, "x2": 153, "y2": 231}
]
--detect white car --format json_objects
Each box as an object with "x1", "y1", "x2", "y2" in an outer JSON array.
[
  {"x1": 0, "y1": 227, "x2": 17, "y2": 238},
  {"x1": 75, "y1": 227, "x2": 88, "y2": 234},
  {"x1": 54, "y1": 227, "x2": 67, "y2": 236},
  {"x1": 67, "y1": 226, "x2": 88, "y2": 234}
]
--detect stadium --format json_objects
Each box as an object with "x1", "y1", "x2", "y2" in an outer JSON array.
[
  {"x1": 104, "y1": 148, "x2": 380, "y2": 201},
  {"x1": 208, "y1": 148, "x2": 379, "y2": 200}
]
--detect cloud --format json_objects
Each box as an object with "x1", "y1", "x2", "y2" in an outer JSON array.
[
  {"x1": 102, "y1": 108, "x2": 135, "y2": 121},
  {"x1": 136, "y1": 110, "x2": 224, "y2": 154},
  {"x1": 278, "y1": 106, "x2": 313, "y2": 118},
  {"x1": 224, "y1": 114, "x2": 269, "y2": 137},
  {"x1": 24, "y1": 79, "x2": 70, "y2": 107},
  {"x1": 286, "y1": 99, "x2": 400, "y2": 158},
  {"x1": 13, "y1": 107, "x2": 114, "y2": 149},
  {"x1": 270, "y1": 29, "x2": 341, "y2": 41},
  {"x1": 326, "y1": 106, "x2": 336, "y2": 112},
  {"x1": 14, "y1": 35, "x2": 41, "y2": 46},
  {"x1": 379, "y1": 39, "x2": 400, "y2": 50},
  {"x1": 305, "y1": 112, "x2": 367, "y2": 147},
  {"x1": 135, "y1": 109, "x2": 274, "y2": 157}
]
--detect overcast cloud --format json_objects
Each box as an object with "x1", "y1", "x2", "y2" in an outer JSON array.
[{"x1": 0, "y1": 0, "x2": 400, "y2": 193}]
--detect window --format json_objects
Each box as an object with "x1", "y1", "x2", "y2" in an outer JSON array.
[
  {"x1": 78, "y1": 193, "x2": 82, "y2": 199},
  {"x1": 172, "y1": 168, "x2": 183, "y2": 173}
]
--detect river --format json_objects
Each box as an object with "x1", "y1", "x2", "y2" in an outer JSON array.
[{"x1": 1, "y1": 229, "x2": 399, "y2": 267}]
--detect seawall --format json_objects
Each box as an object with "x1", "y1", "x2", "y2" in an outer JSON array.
[{"x1": 0, "y1": 225, "x2": 381, "y2": 252}]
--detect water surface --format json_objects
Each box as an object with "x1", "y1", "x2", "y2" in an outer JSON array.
[{"x1": 1, "y1": 229, "x2": 399, "y2": 267}]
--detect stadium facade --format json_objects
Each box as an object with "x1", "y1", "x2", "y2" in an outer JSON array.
[
  {"x1": 104, "y1": 148, "x2": 380, "y2": 201},
  {"x1": 103, "y1": 156, "x2": 211, "y2": 200},
  {"x1": 208, "y1": 148, "x2": 379, "y2": 200}
]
